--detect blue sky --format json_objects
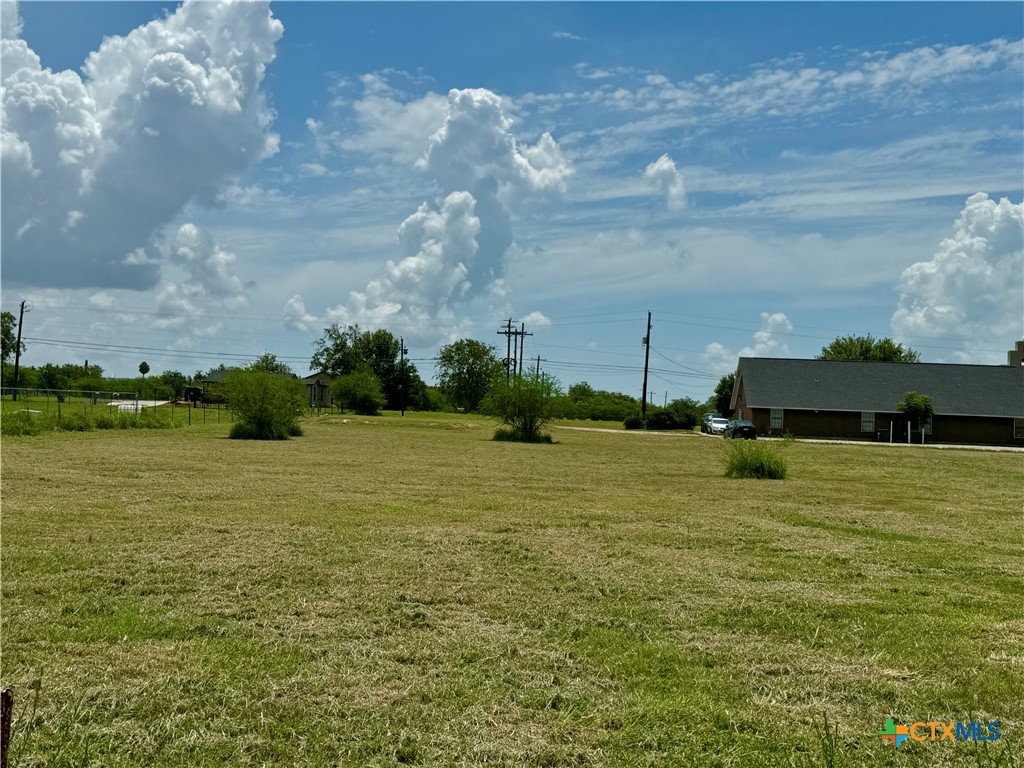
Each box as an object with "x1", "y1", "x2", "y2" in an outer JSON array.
[{"x1": 3, "y1": 1, "x2": 1022, "y2": 401}]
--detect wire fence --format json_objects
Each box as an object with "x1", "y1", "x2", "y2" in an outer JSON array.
[
  {"x1": 0, "y1": 387, "x2": 234, "y2": 427},
  {"x1": 1, "y1": 387, "x2": 343, "y2": 428}
]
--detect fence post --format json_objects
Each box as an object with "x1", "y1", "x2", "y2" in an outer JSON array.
[{"x1": 1, "y1": 687, "x2": 12, "y2": 768}]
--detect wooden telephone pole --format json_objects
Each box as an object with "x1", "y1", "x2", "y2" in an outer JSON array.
[{"x1": 641, "y1": 311, "x2": 652, "y2": 421}]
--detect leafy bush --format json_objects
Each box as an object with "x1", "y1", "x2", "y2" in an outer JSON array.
[
  {"x1": 482, "y1": 373, "x2": 560, "y2": 443},
  {"x1": 1, "y1": 411, "x2": 45, "y2": 436},
  {"x1": 897, "y1": 391, "x2": 934, "y2": 431},
  {"x1": 493, "y1": 426, "x2": 553, "y2": 444},
  {"x1": 623, "y1": 412, "x2": 643, "y2": 430},
  {"x1": 0, "y1": 406, "x2": 181, "y2": 436},
  {"x1": 723, "y1": 440, "x2": 788, "y2": 480},
  {"x1": 331, "y1": 368, "x2": 386, "y2": 415},
  {"x1": 57, "y1": 411, "x2": 93, "y2": 432},
  {"x1": 225, "y1": 370, "x2": 305, "y2": 440},
  {"x1": 557, "y1": 386, "x2": 638, "y2": 422},
  {"x1": 93, "y1": 413, "x2": 116, "y2": 430},
  {"x1": 137, "y1": 408, "x2": 174, "y2": 429},
  {"x1": 645, "y1": 406, "x2": 682, "y2": 430}
]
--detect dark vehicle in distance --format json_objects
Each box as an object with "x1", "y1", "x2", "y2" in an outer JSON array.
[{"x1": 723, "y1": 419, "x2": 757, "y2": 439}]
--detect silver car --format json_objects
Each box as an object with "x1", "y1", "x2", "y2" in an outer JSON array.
[{"x1": 709, "y1": 417, "x2": 730, "y2": 435}]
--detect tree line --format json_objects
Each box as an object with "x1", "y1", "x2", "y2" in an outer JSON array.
[{"x1": 3, "y1": 306, "x2": 921, "y2": 426}]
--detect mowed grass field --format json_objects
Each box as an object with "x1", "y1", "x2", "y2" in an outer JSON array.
[{"x1": 1, "y1": 413, "x2": 1021, "y2": 767}]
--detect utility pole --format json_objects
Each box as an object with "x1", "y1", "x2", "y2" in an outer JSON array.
[
  {"x1": 518, "y1": 322, "x2": 532, "y2": 376},
  {"x1": 12, "y1": 300, "x2": 28, "y2": 401},
  {"x1": 399, "y1": 337, "x2": 409, "y2": 416},
  {"x1": 498, "y1": 318, "x2": 515, "y2": 382},
  {"x1": 497, "y1": 319, "x2": 533, "y2": 379},
  {"x1": 535, "y1": 355, "x2": 542, "y2": 376},
  {"x1": 641, "y1": 311, "x2": 652, "y2": 421}
]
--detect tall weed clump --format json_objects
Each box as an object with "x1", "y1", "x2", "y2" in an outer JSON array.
[
  {"x1": 482, "y1": 373, "x2": 560, "y2": 443},
  {"x1": 225, "y1": 370, "x2": 305, "y2": 440},
  {"x1": 724, "y1": 439, "x2": 788, "y2": 480}
]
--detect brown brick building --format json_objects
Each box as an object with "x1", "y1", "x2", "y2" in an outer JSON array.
[{"x1": 730, "y1": 357, "x2": 1024, "y2": 447}]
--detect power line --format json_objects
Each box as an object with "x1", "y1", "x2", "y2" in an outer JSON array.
[{"x1": 648, "y1": 345, "x2": 714, "y2": 376}]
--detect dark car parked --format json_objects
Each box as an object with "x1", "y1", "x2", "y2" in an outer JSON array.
[{"x1": 723, "y1": 419, "x2": 757, "y2": 439}]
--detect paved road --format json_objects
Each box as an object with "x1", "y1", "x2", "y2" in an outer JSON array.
[{"x1": 551, "y1": 425, "x2": 1024, "y2": 452}]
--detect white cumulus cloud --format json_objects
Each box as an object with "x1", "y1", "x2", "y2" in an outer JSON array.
[
  {"x1": 643, "y1": 154, "x2": 686, "y2": 210},
  {"x1": 325, "y1": 88, "x2": 572, "y2": 341},
  {"x1": 891, "y1": 193, "x2": 1024, "y2": 363},
  {"x1": 283, "y1": 294, "x2": 319, "y2": 333},
  {"x1": 1, "y1": 0, "x2": 22, "y2": 40},
  {"x1": 703, "y1": 312, "x2": 793, "y2": 375},
  {"x1": 325, "y1": 191, "x2": 481, "y2": 337},
  {"x1": 522, "y1": 310, "x2": 551, "y2": 328},
  {"x1": 1, "y1": 0, "x2": 283, "y2": 290}
]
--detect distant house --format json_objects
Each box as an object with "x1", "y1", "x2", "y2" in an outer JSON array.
[
  {"x1": 203, "y1": 368, "x2": 298, "y2": 385},
  {"x1": 302, "y1": 372, "x2": 334, "y2": 408},
  {"x1": 730, "y1": 357, "x2": 1024, "y2": 447},
  {"x1": 202, "y1": 368, "x2": 234, "y2": 386},
  {"x1": 202, "y1": 368, "x2": 299, "y2": 404}
]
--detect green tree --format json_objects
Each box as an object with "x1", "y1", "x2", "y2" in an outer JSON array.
[
  {"x1": 310, "y1": 323, "x2": 362, "y2": 377},
  {"x1": 225, "y1": 369, "x2": 305, "y2": 440},
  {"x1": 160, "y1": 370, "x2": 188, "y2": 399},
  {"x1": 567, "y1": 381, "x2": 596, "y2": 403},
  {"x1": 436, "y1": 339, "x2": 504, "y2": 412},
  {"x1": 816, "y1": 335, "x2": 920, "y2": 363},
  {"x1": 897, "y1": 391, "x2": 934, "y2": 431},
  {"x1": 250, "y1": 352, "x2": 294, "y2": 375},
  {"x1": 331, "y1": 368, "x2": 386, "y2": 415},
  {"x1": 482, "y1": 372, "x2": 561, "y2": 443},
  {"x1": 398, "y1": 363, "x2": 429, "y2": 411},
  {"x1": 1, "y1": 311, "x2": 22, "y2": 366},
  {"x1": 311, "y1": 324, "x2": 411, "y2": 409},
  {"x1": 713, "y1": 373, "x2": 736, "y2": 418},
  {"x1": 37, "y1": 363, "x2": 69, "y2": 392},
  {"x1": 667, "y1": 397, "x2": 701, "y2": 429},
  {"x1": 139, "y1": 361, "x2": 150, "y2": 378},
  {"x1": 356, "y1": 328, "x2": 401, "y2": 407}
]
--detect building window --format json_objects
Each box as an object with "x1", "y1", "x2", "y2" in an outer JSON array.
[
  {"x1": 861, "y1": 412, "x2": 875, "y2": 432},
  {"x1": 922, "y1": 415, "x2": 932, "y2": 435},
  {"x1": 1015, "y1": 418, "x2": 1024, "y2": 439},
  {"x1": 770, "y1": 408, "x2": 784, "y2": 429}
]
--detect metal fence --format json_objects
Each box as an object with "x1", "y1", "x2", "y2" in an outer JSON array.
[
  {"x1": 0, "y1": 387, "x2": 233, "y2": 426},
  {"x1": 2, "y1": 387, "x2": 345, "y2": 427}
]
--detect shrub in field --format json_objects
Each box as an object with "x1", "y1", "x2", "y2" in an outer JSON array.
[
  {"x1": 482, "y1": 373, "x2": 559, "y2": 443},
  {"x1": 137, "y1": 408, "x2": 173, "y2": 429},
  {"x1": 94, "y1": 413, "x2": 116, "y2": 430},
  {"x1": 0, "y1": 405, "x2": 181, "y2": 436},
  {"x1": 724, "y1": 439, "x2": 788, "y2": 480},
  {"x1": 225, "y1": 370, "x2": 305, "y2": 440},
  {"x1": 1, "y1": 410, "x2": 43, "y2": 436},
  {"x1": 57, "y1": 412, "x2": 93, "y2": 432},
  {"x1": 493, "y1": 426, "x2": 553, "y2": 444},
  {"x1": 331, "y1": 368, "x2": 386, "y2": 415},
  {"x1": 623, "y1": 412, "x2": 643, "y2": 430}
]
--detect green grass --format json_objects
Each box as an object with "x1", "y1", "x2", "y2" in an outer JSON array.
[
  {"x1": 724, "y1": 438, "x2": 789, "y2": 479},
  {"x1": 1, "y1": 414, "x2": 1021, "y2": 766}
]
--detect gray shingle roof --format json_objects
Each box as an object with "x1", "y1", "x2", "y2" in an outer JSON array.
[{"x1": 734, "y1": 357, "x2": 1024, "y2": 418}]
